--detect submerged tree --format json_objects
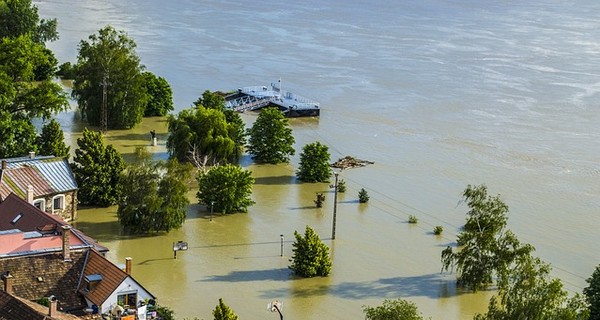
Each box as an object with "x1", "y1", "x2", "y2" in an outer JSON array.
[
  {"x1": 474, "y1": 255, "x2": 589, "y2": 320},
  {"x1": 212, "y1": 298, "x2": 239, "y2": 320},
  {"x1": 246, "y1": 107, "x2": 295, "y2": 164},
  {"x1": 118, "y1": 148, "x2": 192, "y2": 233},
  {"x1": 167, "y1": 106, "x2": 240, "y2": 165},
  {"x1": 363, "y1": 299, "x2": 425, "y2": 320},
  {"x1": 441, "y1": 184, "x2": 533, "y2": 291},
  {"x1": 73, "y1": 25, "x2": 147, "y2": 129},
  {"x1": 289, "y1": 226, "x2": 332, "y2": 278},
  {"x1": 37, "y1": 119, "x2": 70, "y2": 157},
  {"x1": 142, "y1": 71, "x2": 173, "y2": 116},
  {"x1": 196, "y1": 164, "x2": 255, "y2": 214},
  {"x1": 585, "y1": 264, "x2": 600, "y2": 319},
  {"x1": 296, "y1": 141, "x2": 331, "y2": 182},
  {"x1": 72, "y1": 128, "x2": 125, "y2": 207}
]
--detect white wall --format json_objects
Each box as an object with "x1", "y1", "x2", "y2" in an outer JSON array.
[{"x1": 99, "y1": 277, "x2": 154, "y2": 315}]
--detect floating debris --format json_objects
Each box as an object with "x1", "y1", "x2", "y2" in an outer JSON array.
[{"x1": 330, "y1": 156, "x2": 374, "y2": 170}]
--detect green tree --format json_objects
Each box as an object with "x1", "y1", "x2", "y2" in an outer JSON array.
[
  {"x1": 196, "y1": 164, "x2": 255, "y2": 214},
  {"x1": 154, "y1": 305, "x2": 175, "y2": 320},
  {"x1": 0, "y1": 35, "x2": 68, "y2": 118},
  {"x1": 194, "y1": 90, "x2": 226, "y2": 111},
  {"x1": 167, "y1": 106, "x2": 239, "y2": 165},
  {"x1": 118, "y1": 148, "x2": 192, "y2": 233},
  {"x1": 212, "y1": 298, "x2": 239, "y2": 320},
  {"x1": 223, "y1": 109, "x2": 246, "y2": 160},
  {"x1": 142, "y1": 71, "x2": 173, "y2": 116},
  {"x1": 358, "y1": 188, "x2": 370, "y2": 203},
  {"x1": 585, "y1": 264, "x2": 600, "y2": 319},
  {"x1": 289, "y1": 226, "x2": 332, "y2": 278},
  {"x1": 363, "y1": 299, "x2": 425, "y2": 320},
  {"x1": 247, "y1": 107, "x2": 295, "y2": 164},
  {"x1": 474, "y1": 256, "x2": 589, "y2": 320},
  {"x1": 72, "y1": 128, "x2": 125, "y2": 207},
  {"x1": 56, "y1": 61, "x2": 76, "y2": 79},
  {"x1": 0, "y1": 110, "x2": 37, "y2": 158},
  {"x1": 296, "y1": 141, "x2": 331, "y2": 182},
  {"x1": 72, "y1": 25, "x2": 147, "y2": 129},
  {"x1": 37, "y1": 119, "x2": 70, "y2": 157},
  {"x1": 0, "y1": 0, "x2": 58, "y2": 43},
  {"x1": 441, "y1": 184, "x2": 533, "y2": 291}
]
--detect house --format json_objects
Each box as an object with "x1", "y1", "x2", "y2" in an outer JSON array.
[
  {"x1": 0, "y1": 193, "x2": 156, "y2": 319},
  {"x1": 0, "y1": 153, "x2": 78, "y2": 222},
  {"x1": 0, "y1": 288, "x2": 81, "y2": 320}
]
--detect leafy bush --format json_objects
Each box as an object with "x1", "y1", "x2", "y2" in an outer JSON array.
[
  {"x1": 358, "y1": 188, "x2": 369, "y2": 203},
  {"x1": 434, "y1": 226, "x2": 443, "y2": 235},
  {"x1": 408, "y1": 215, "x2": 418, "y2": 224}
]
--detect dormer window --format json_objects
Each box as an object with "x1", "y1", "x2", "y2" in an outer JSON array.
[
  {"x1": 10, "y1": 213, "x2": 22, "y2": 224},
  {"x1": 85, "y1": 274, "x2": 103, "y2": 291}
]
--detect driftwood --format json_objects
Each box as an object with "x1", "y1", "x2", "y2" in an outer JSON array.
[{"x1": 331, "y1": 156, "x2": 374, "y2": 170}]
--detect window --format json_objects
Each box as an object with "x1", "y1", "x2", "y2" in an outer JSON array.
[
  {"x1": 33, "y1": 199, "x2": 45, "y2": 211},
  {"x1": 52, "y1": 195, "x2": 65, "y2": 212},
  {"x1": 117, "y1": 291, "x2": 137, "y2": 308},
  {"x1": 10, "y1": 214, "x2": 22, "y2": 224}
]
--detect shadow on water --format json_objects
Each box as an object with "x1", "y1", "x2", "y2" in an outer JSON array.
[
  {"x1": 253, "y1": 175, "x2": 296, "y2": 186},
  {"x1": 257, "y1": 273, "x2": 474, "y2": 300},
  {"x1": 201, "y1": 268, "x2": 291, "y2": 282},
  {"x1": 74, "y1": 219, "x2": 168, "y2": 243}
]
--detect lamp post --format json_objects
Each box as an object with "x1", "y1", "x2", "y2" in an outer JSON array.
[
  {"x1": 332, "y1": 171, "x2": 339, "y2": 240},
  {"x1": 210, "y1": 201, "x2": 214, "y2": 222},
  {"x1": 280, "y1": 234, "x2": 284, "y2": 257}
]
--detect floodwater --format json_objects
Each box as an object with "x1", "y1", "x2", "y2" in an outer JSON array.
[{"x1": 36, "y1": 0, "x2": 600, "y2": 319}]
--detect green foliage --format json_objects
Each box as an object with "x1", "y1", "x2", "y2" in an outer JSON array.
[
  {"x1": 433, "y1": 226, "x2": 443, "y2": 235},
  {"x1": 314, "y1": 193, "x2": 325, "y2": 208},
  {"x1": 223, "y1": 109, "x2": 246, "y2": 160},
  {"x1": 289, "y1": 226, "x2": 332, "y2": 278},
  {"x1": 474, "y1": 256, "x2": 590, "y2": 320},
  {"x1": 212, "y1": 298, "x2": 239, "y2": 320},
  {"x1": 167, "y1": 105, "x2": 242, "y2": 165},
  {"x1": 118, "y1": 148, "x2": 192, "y2": 233},
  {"x1": 0, "y1": 35, "x2": 68, "y2": 118},
  {"x1": 196, "y1": 164, "x2": 255, "y2": 214},
  {"x1": 585, "y1": 264, "x2": 600, "y2": 319},
  {"x1": 0, "y1": 0, "x2": 58, "y2": 42},
  {"x1": 36, "y1": 297, "x2": 50, "y2": 307},
  {"x1": 72, "y1": 25, "x2": 147, "y2": 129},
  {"x1": 358, "y1": 188, "x2": 370, "y2": 203},
  {"x1": 246, "y1": 107, "x2": 295, "y2": 164},
  {"x1": 408, "y1": 215, "x2": 418, "y2": 224},
  {"x1": 155, "y1": 304, "x2": 175, "y2": 320},
  {"x1": 337, "y1": 179, "x2": 347, "y2": 193},
  {"x1": 441, "y1": 184, "x2": 534, "y2": 291},
  {"x1": 72, "y1": 128, "x2": 125, "y2": 207},
  {"x1": 194, "y1": 90, "x2": 226, "y2": 112},
  {"x1": 0, "y1": 110, "x2": 37, "y2": 158},
  {"x1": 142, "y1": 71, "x2": 173, "y2": 116},
  {"x1": 37, "y1": 119, "x2": 70, "y2": 157},
  {"x1": 296, "y1": 141, "x2": 331, "y2": 182},
  {"x1": 363, "y1": 298, "x2": 425, "y2": 320},
  {"x1": 56, "y1": 62, "x2": 76, "y2": 79}
]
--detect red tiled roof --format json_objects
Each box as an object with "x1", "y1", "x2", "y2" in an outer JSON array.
[
  {"x1": 78, "y1": 250, "x2": 129, "y2": 307},
  {"x1": 0, "y1": 193, "x2": 108, "y2": 253}
]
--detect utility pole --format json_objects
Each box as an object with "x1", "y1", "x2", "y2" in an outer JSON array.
[
  {"x1": 332, "y1": 171, "x2": 339, "y2": 240},
  {"x1": 100, "y1": 75, "x2": 109, "y2": 133}
]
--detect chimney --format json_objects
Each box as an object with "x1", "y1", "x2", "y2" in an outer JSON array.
[
  {"x1": 1, "y1": 271, "x2": 13, "y2": 294},
  {"x1": 27, "y1": 185, "x2": 34, "y2": 204},
  {"x1": 49, "y1": 296, "x2": 58, "y2": 317},
  {"x1": 1, "y1": 160, "x2": 6, "y2": 170},
  {"x1": 61, "y1": 225, "x2": 71, "y2": 261},
  {"x1": 125, "y1": 257, "x2": 132, "y2": 275},
  {"x1": 29, "y1": 151, "x2": 35, "y2": 159}
]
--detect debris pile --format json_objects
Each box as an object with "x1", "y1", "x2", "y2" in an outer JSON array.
[{"x1": 330, "y1": 156, "x2": 374, "y2": 170}]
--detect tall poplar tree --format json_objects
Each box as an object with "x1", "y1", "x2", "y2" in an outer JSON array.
[
  {"x1": 296, "y1": 141, "x2": 331, "y2": 182},
  {"x1": 289, "y1": 226, "x2": 332, "y2": 278},
  {"x1": 73, "y1": 25, "x2": 147, "y2": 129},
  {"x1": 212, "y1": 298, "x2": 239, "y2": 320}
]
